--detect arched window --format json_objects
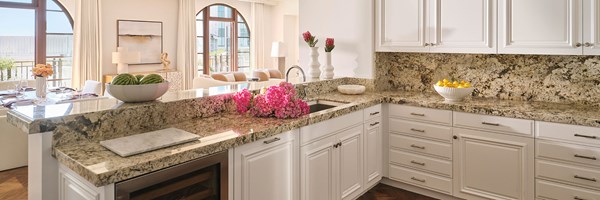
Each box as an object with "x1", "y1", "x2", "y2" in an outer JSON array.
[
  {"x1": 196, "y1": 4, "x2": 250, "y2": 75},
  {"x1": 0, "y1": 0, "x2": 73, "y2": 86}
]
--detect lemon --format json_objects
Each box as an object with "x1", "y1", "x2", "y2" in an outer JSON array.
[
  {"x1": 453, "y1": 81, "x2": 459, "y2": 85},
  {"x1": 443, "y1": 79, "x2": 449, "y2": 83},
  {"x1": 436, "y1": 81, "x2": 444, "y2": 86},
  {"x1": 457, "y1": 85, "x2": 465, "y2": 88},
  {"x1": 460, "y1": 80, "x2": 465, "y2": 84}
]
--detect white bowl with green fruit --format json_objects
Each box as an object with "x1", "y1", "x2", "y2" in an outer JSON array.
[{"x1": 106, "y1": 74, "x2": 169, "y2": 103}]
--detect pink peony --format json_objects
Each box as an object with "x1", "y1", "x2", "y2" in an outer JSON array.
[
  {"x1": 233, "y1": 89, "x2": 252, "y2": 114},
  {"x1": 233, "y1": 82, "x2": 309, "y2": 119}
]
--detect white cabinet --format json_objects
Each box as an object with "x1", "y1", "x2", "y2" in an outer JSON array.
[
  {"x1": 364, "y1": 118, "x2": 382, "y2": 189},
  {"x1": 583, "y1": 0, "x2": 600, "y2": 54},
  {"x1": 376, "y1": 0, "x2": 496, "y2": 53},
  {"x1": 498, "y1": 0, "x2": 582, "y2": 55},
  {"x1": 233, "y1": 130, "x2": 299, "y2": 200},
  {"x1": 59, "y1": 164, "x2": 113, "y2": 200},
  {"x1": 301, "y1": 125, "x2": 364, "y2": 200},
  {"x1": 453, "y1": 127, "x2": 534, "y2": 200}
]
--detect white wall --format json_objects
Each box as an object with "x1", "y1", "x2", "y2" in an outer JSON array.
[
  {"x1": 100, "y1": 0, "x2": 179, "y2": 75},
  {"x1": 299, "y1": 0, "x2": 374, "y2": 78},
  {"x1": 267, "y1": 0, "x2": 299, "y2": 70}
]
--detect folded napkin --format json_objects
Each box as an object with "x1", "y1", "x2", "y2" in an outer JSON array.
[
  {"x1": 49, "y1": 87, "x2": 76, "y2": 92},
  {"x1": 2, "y1": 99, "x2": 34, "y2": 108}
]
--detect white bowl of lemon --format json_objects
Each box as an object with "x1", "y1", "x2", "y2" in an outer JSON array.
[{"x1": 433, "y1": 79, "x2": 474, "y2": 103}]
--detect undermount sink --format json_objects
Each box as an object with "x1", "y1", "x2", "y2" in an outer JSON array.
[{"x1": 307, "y1": 100, "x2": 347, "y2": 113}]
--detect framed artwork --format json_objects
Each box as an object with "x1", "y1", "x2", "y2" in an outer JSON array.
[{"x1": 117, "y1": 20, "x2": 163, "y2": 64}]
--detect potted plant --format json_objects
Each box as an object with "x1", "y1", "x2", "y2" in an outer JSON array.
[{"x1": 0, "y1": 58, "x2": 15, "y2": 81}]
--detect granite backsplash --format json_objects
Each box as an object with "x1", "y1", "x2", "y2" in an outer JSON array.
[{"x1": 375, "y1": 52, "x2": 600, "y2": 106}]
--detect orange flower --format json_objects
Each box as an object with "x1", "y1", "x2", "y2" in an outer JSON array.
[{"x1": 32, "y1": 64, "x2": 53, "y2": 77}]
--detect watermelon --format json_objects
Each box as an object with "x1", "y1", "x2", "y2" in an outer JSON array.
[
  {"x1": 135, "y1": 74, "x2": 145, "y2": 82},
  {"x1": 112, "y1": 74, "x2": 138, "y2": 85},
  {"x1": 140, "y1": 74, "x2": 164, "y2": 84}
]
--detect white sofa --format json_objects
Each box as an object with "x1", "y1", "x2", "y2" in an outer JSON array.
[{"x1": 192, "y1": 70, "x2": 285, "y2": 89}]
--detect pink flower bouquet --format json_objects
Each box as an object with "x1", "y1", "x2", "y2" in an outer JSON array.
[{"x1": 233, "y1": 82, "x2": 310, "y2": 119}]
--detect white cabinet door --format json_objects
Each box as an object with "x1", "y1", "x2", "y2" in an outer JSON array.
[
  {"x1": 338, "y1": 125, "x2": 364, "y2": 200},
  {"x1": 498, "y1": 0, "x2": 583, "y2": 55},
  {"x1": 583, "y1": 0, "x2": 600, "y2": 54},
  {"x1": 234, "y1": 130, "x2": 299, "y2": 200},
  {"x1": 364, "y1": 119, "x2": 382, "y2": 189},
  {"x1": 301, "y1": 134, "x2": 338, "y2": 200},
  {"x1": 376, "y1": 0, "x2": 429, "y2": 52},
  {"x1": 430, "y1": 0, "x2": 497, "y2": 53},
  {"x1": 0, "y1": 114, "x2": 28, "y2": 171},
  {"x1": 453, "y1": 128, "x2": 534, "y2": 200}
]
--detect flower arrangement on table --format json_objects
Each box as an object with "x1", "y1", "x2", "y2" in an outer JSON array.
[
  {"x1": 302, "y1": 31, "x2": 319, "y2": 47},
  {"x1": 32, "y1": 64, "x2": 54, "y2": 77},
  {"x1": 233, "y1": 82, "x2": 310, "y2": 119},
  {"x1": 325, "y1": 38, "x2": 335, "y2": 52}
]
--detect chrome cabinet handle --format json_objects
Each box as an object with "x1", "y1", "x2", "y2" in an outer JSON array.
[
  {"x1": 585, "y1": 42, "x2": 594, "y2": 47},
  {"x1": 574, "y1": 154, "x2": 597, "y2": 160},
  {"x1": 574, "y1": 175, "x2": 597, "y2": 182},
  {"x1": 370, "y1": 111, "x2": 380, "y2": 116},
  {"x1": 333, "y1": 142, "x2": 342, "y2": 148},
  {"x1": 430, "y1": 43, "x2": 437, "y2": 46},
  {"x1": 576, "y1": 42, "x2": 583, "y2": 47},
  {"x1": 574, "y1": 134, "x2": 597, "y2": 139},
  {"x1": 424, "y1": 43, "x2": 430, "y2": 46},
  {"x1": 263, "y1": 137, "x2": 281, "y2": 144},
  {"x1": 410, "y1": 160, "x2": 425, "y2": 166},
  {"x1": 410, "y1": 113, "x2": 425, "y2": 117},
  {"x1": 481, "y1": 122, "x2": 500, "y2": 126},
  {"x1": 410, "y1": 144, "x2": 426, "y2": 149},
  {"x1": 410, "y1": 128, "x2": 425, "y2": 133},
  {"x1": 411, "y1": 177, "x2": 426, "y2": 182},
  {"x1": 370, "y1": 122, "x2": 380, "y2": 127}
]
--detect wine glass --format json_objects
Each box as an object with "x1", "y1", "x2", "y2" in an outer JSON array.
[
  {"x1": 19, "y1": 78, "x2": 28, "y2": 91},
  {"x1": 57, "y1": 81, "x2": 66, "y2": 94}
]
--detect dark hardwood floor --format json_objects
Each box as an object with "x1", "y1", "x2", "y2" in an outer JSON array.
[
  {"x1": 0, "y1": 167, "x2": 434, "y2": 200},
  {"x1": 358, "y1": 184, "x2": 438, "y2": 200},
  {"x1": 0, "y1": 167, "x2": 27, "y2": 200}
]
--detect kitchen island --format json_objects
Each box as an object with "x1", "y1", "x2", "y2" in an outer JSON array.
[{"x1": 8, "y1": 77, "x2": 600, "y2": 200}]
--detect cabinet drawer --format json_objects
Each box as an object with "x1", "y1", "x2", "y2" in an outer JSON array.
[
  {"x1": 389, "y1": 118, "x2": 452, "y2": 142},
  {"x1": 301, "y1": 111, "x2": 363, "y2": 146},
  {"x1": 389, "y1": 105, "x2": 452, "y2": 125},
  {"x1": 537, "y1": 140, "x2": 600, "y2": 167},
  {"x1": 364, "y1": 104, "x2": 382, "y2": 120},
  {"x1": 389, "y1": 134, "x2": 452, "y2": 159},
  {"x1": 389, "y1": 149, "x2": 452, "y2": 177},
  {"x1": 537, "y1": 160, "x2": 600, "y2": 189},
  {"x1": 536, "y1": 121, "x2": 600, "y2": 147},
  {"x1": 453, "y1": 112, "x2": 533, "y2": 136},
  {"x1": 536, "y1": 179, "x2": 600, "y2": 200},
  {"x1": 389, "y1": 164, "x2": 452, "y2": 194}
]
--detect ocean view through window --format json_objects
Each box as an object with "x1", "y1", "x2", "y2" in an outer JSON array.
[{"x1": 0, "y1": 0, "x2": 73, "y2": 88}]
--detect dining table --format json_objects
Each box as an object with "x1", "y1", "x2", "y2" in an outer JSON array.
[{"x1": 0, "y1": 89, "x2": 108, "y2": 109}]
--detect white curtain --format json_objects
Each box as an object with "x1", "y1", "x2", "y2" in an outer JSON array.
[
  {"x1": 177, "y1": 0, "x2": 197, "y2": 90},
  {"x1": 72, "y1": 0, "x2": 102, "y2": 89}
]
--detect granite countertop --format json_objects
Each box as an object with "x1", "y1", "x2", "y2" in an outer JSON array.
[{"x1": 53, "y1": 90, "x2": 600, "y2": 187}]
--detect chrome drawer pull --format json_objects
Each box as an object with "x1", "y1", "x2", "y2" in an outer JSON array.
[
  {"x1": 410, "y1": 177, "x2": 426, "y2": 182},
  {"x1": 263, "y1": 137, "x2": 281, "y2": 144},
  {"x1": 410, "y1": 144, "x2": 426, "y2": 149},
  {"x1": 370, "y1": 111, "x2": 380, "y2": 116},
  {"x1": 410, "y1": 160, "x2": 425, "y2": 166},
  {"x1": 574, "y1": 196, "x2": 588, "y2": 200},
  {"x1": 481, "y1": 122, "x2": 500, "y2": 126},
  {"x1": 370, "y1": 122, "x2": 380, "y2": 127},
  {"x1": 574, "y1": 175, "x2": 597, "y2": 182},
  {"x1": 410, "y1": 128, "x2": 425, "y2": 133},
  {"x1": 574, "y1": 134, "x2": 598, "y2": 139},
  {"x1": 410, "y1": 113, "x2": 425, "y2": 117},
  {"x1": 574, "y1": 154, "x2": 597, "y2": 160}
]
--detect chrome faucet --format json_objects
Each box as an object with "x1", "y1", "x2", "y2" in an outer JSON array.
[{"x1": 285, "y1": 65, "x2": 306, "y2": 83}]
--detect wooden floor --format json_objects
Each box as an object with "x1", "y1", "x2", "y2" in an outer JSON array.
[
  {"x1": 0, "y1": 167, "x2": 27, "y2": 200},
  {"x1": 358, "y1": 184, "x2": 438, "y2": 200},
  {"x1": 0, "y1": 167, "x2": 434, "y2": 200}
]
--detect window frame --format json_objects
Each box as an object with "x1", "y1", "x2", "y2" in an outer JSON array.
[
  {"x1": 196, "y1": 4, "x2": 250, "y2": 75},
  {"x1": 0, "y1": 0, "x2": 74, "y2": 85}
]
